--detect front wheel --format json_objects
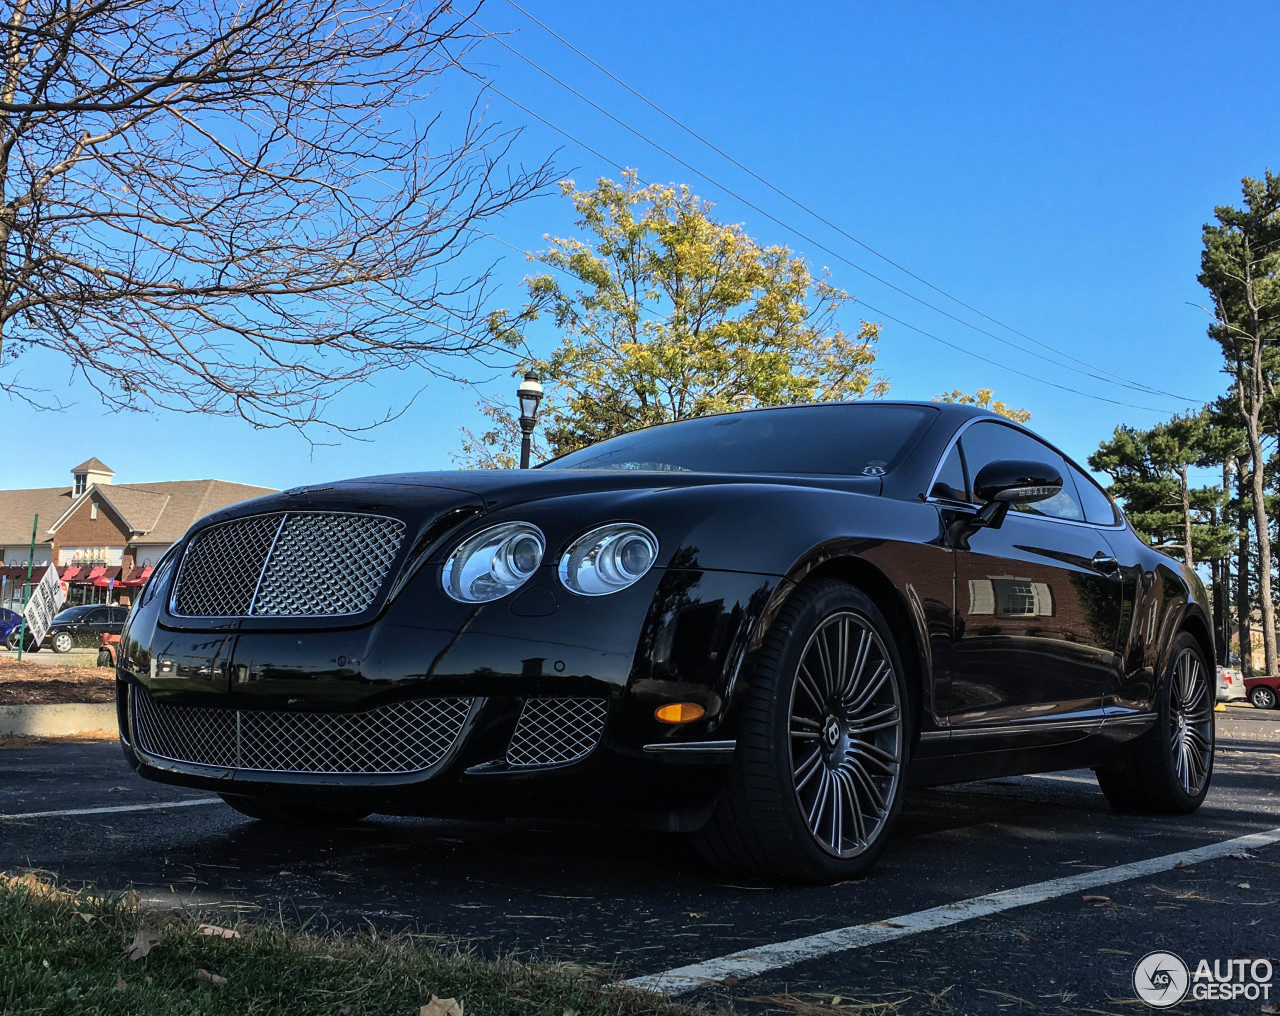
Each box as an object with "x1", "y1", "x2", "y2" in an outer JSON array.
[
  {"x1": 1251, "y1": 685, "x2": 1278, "y2": 710},
  {"x1": 1095, "y1": 632, "x2": 1214, "y2": 813},
  {"x1": 219, "y1": 793, "x2": 370, "y2": 827},
  {"x1": 693, "y1": 579, "x2": 909, "y2": 883},
  {"x1": 51, "y1": 632, "x2": 73, "y2": 654}
]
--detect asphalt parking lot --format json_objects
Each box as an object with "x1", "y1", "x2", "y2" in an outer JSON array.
[{"x1": 2, "y1": 707, "x2": 1278, "y2": 1015}]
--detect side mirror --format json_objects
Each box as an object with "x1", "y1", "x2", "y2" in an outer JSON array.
[
  {"x1": 964, "y1": 459, "x2": 1063, "y2": 532},
  {"x1": 973, "y1": 459, "x2": 1063, "y2": 505}
]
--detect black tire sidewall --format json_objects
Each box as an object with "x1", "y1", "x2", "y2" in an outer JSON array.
[
  {"x1": 1154, "y1": 632, "x2": 1215, "y2": 810},
  {"x1": 740, "y1": 580, "x2": 911, "y2": 881}
]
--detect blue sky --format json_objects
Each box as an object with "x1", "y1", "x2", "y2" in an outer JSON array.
[{"x1": 5, "y1": 0, "x2": 1278, "y2": 491}]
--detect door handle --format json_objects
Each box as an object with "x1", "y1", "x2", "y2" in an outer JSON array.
[{"x1": 1091, "y1": 552, "x2": 1120, "y2": 574}]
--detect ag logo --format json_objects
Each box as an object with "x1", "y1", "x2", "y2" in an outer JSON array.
[{"x1": 1133, "y1": 951, "x2": 1189, "y2": 1007}]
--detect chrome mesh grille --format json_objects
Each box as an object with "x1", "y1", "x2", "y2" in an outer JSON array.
[
  {"x1": 172, "y1": 512, "x2": 405, "y2": 617},
  {"x1": 174, "y1": 513, "x2": 280, "y2": 617},
  {"x1": 130, "y1": 687, "x2": 473, "y2": 775},
  {"x1": 506, "y1": 697, "x2": 608, "y2": 767}
]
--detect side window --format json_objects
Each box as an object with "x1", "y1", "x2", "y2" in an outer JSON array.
[
  {"x1": 1070, "y1": 464, "x2": 1118, "y2": 525},
  {"x1": 111, "y1": 607, "x2": 130, "y2": 623},
  {"x1": 84, "y1": 608, "x2": 109, "y2": 623},
  {"x1": 959, "y1": 422, "x2": 1085, "y2": 522},
  {"x1": 930, "y1": 443, "x2": 969, "y2": 502}
]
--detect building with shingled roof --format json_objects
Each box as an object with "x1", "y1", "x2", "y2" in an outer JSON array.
[{"x1": 0, "y1": 459, "x2": 275, "y2": 610}]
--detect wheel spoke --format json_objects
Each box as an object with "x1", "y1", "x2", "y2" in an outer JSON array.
[
  {"x1": 845, "y1": 663, "x2": 889, "y2": 714},
  {"x1": 813, "y1": 631, "x2": 835, "y2": 700},
  {"x1": 849, "y1": 740, "x2": 899, "y2": 771},
  {"x1": 796, "y1": 664, "x2": 825, "y2": 713},
  {"x1": 807, "y1": 768, "x2": 832, "y2": 830},
  {"x1": 841, "y1": 629, "x2": 871, "y2": 699},
  {"x1": 794, "y1": 747, "x2": 823, "y2": 787},
  {"x1": 845, "y1": 757, "x2": 887, "y2": 815},
  {"x1": 833, "y1": 767, "x2": 865, "y2": 848}
]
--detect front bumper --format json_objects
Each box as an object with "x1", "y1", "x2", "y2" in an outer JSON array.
[{"x1": 117, "y1": 563, "x2": 784, "y2": 818}]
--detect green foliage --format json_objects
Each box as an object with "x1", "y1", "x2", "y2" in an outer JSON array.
[
  {"x1": 458, "y1": 173, "x2": 888, "y2": 464},
  {"x1": 1089, "y1": 410, "x2": 1234, "y2": 565},
  {"x1": 932, "y1": 388, "x2": 1031, "y2": 423}
]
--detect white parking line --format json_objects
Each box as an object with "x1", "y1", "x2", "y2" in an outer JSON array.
[
  {"x1": 0, "y1": 799, "x2": 221, "y2": 821},
  {"x1": 626, "y1": 825, "x2": 1280, "y2": 995}
]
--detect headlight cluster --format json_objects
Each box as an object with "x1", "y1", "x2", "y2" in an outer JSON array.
[
  {"x1": 559, "y1": 524, "x2": 658, "y2": 596},
  {"x1": 442, "y1": 521, "x2": 658, "y2": 603}
]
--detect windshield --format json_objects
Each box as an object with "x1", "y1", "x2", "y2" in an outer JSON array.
[{"x1": 544, "y1": 404, "x2": 936, "y2": 476}]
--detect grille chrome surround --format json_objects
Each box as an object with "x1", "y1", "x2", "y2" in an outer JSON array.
[
  {"x1": 130, "y1": 687, "x2": 474, "y2": 776},
  {"x1": 172, "y1": 511, "x2": 405, "y2": 617},
  {"x1": 506, "y1": 697, "x2": 608, "y2": 767}
]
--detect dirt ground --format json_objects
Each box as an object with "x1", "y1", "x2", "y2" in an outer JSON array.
[{"x1": 0, "y1": 658, "x2": 115, "y2": 705}]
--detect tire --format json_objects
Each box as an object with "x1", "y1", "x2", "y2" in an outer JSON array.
[
  {"x1": 1251, "y1": 685, "x2": 1278, "y2": 710},
  {"x1": 51, "y1": 632, "x2": 73, "y2": 654},
  {"x1": 96, "y1": 649, "x2": 114, "y2": 669},
  {"x1": 693, "y1": 578, "x2": 910, "y2": 883},
  {"x1": 1095, "y1": 632, "x2": 1214, "y2": 814},
  {"x1": 3, "y1": 632, "x2": 17, "y2": 651},
  {"x1": 219, "y1": 793, "x2": 370, "y2": 827}
]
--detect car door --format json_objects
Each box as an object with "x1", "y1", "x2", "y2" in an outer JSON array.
[
  {"x1": 941, "y1": 421, "x2": 1124, "y2": 746},
  {"x1": 78, "y1": 607, "x2": 111, "y2": 647}
]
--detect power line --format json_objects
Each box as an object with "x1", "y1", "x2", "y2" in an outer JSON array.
[
  {"x1": 448, "y1": 99, "x2": 1173, "y2": 414},
  {"x1": 491, "y1": 3, "x2": 1196, "y2": 406}
]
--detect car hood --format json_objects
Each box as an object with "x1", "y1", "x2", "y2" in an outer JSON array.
[{"x1": 343, "y1": 468, "x2": 882, "y2": 508}]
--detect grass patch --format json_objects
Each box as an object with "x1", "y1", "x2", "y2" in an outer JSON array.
[{"x1": 0, "y1": 875, "x2": 703, "y2": 1016}]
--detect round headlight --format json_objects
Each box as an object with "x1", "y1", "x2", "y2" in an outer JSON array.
[
  {"x1": 559, "y1": 524, "x2": 659, "y2": 596},
  {"x1": 443, "y1": 522, "x2": 545, "y2": 603}
]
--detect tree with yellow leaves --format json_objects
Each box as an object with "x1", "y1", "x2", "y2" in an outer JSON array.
[
  {"x1": 933, "y1": 388, "x2": 1031, "y2": 423},
  {"x1": 458, "y1": 173, "x2": 888, "y2": 464}
]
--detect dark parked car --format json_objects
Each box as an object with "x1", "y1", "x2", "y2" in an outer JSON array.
[
  {"x1": 1244, "y1": 674, "x2": 1279, "y2": 710},
  {"x1": 43, "y1": 604, "x2": 130, "y2": 654},
  {"x1": 0, "y1": 607, "x2": 25, "y2": 649},
  {"x1": 115, "y1": 402, "x2": 1215, "y2": 883}
]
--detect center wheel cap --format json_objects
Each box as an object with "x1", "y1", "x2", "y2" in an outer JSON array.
[{"x1": 822, "y1": 715, "x2": 842, "y2": 748}]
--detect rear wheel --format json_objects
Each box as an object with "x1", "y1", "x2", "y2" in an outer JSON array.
[
  {"x1": 693, "y1": 579, "x2": 909, "y2": 883},
  {"x1": 51, "y1": 632, "x2": 73, "y2": 654},
  {"x1": 1251, "y1": 685, "x2": 1278, "y2": 710},
  {"x1": 219, "y1": 793, "x2": 370, "y2": 827},
  {"x1": 1096, "y1": 632, "x2": 1213, "y2": 813},
  {"x1": 96, "y1": 649, "x2": 114, "y2": 669},
  {"x1": 7, "y1": 631, "x2": 38, "y2": 652}
]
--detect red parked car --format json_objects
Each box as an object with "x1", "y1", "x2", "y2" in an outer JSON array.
[{"x1": 1244, "y1": 674, "x2": 1279, "y2": 710}]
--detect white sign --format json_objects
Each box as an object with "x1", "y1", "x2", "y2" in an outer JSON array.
[{"x1": 21, "y1": 566, "x2": 66, "y2": 647}]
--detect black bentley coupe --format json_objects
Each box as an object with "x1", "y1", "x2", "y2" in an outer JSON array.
[{"x1": 115, "y1": 402, "x2": 1214, "y2": 883}]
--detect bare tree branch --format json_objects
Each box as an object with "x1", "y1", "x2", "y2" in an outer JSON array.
[{"x1": 0, "y1": 0, "x2": 553, "y2": 434}]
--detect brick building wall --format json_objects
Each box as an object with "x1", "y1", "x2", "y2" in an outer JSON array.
[{"x1": 51, "y1": 497, "x2": 133, "y2": 569}]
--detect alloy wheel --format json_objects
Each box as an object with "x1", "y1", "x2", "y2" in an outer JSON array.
[
  {"x1": 788, "y1": 611, "x2": 903, "y2": 858},
  {"x1": 52, "y1": 632, "x2": 72, "y2": 654},
  {"x1": 1169, "y1": 648, "x2": 1212, "y2": 796},
  {"x1": 1253, "y1": 686, "x2": 1277, "y2": 710}
]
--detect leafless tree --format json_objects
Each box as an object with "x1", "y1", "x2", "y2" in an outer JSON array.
[{"x1": 0, "y1": 0, "x2": 553, "y2": 434}]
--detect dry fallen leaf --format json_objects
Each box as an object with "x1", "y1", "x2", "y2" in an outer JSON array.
[
  {"x1": 144, "y1": 977, "x2": 153, "y2": 987},
  {"x1": 197, "y1": 924, "x2": 242, "y2": 940},
  {"x1": 123, "y1": 931, "x2": 161, "y2": 962},
  {"x1": 114, "y1": 974, "x2": 127, "y2": 992},
  {"x1": 420, "y1": 995, "x2": 463, "y2": 1016},
  {"x1": 721, "y1": 975, "x2": 739, "y2": 988},
  {"x1": 1238, "y1": 882, "x2": 1252, "y2": 889},
  {"x1": 688, "y1": 912, "x2": 708, "y2": 919},
  {"x1": 196, "y1": 969, "x2": 228, "y2": 988},
  {"x1": 1173, "y1": 860, "x2": 1190, "y2": 869},
  {"x1": 1082, "y1": 895, "x2": 1111, "y2": 903},
  {"x1": 121, "y1": 890, "x2": 141, "y2": 909},
  {"x1": 74, "y1": 912, "x2": 95, "y2": 924}
]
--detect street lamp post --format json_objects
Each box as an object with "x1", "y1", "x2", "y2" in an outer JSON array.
[{"x1": 517, "y1": 372, "x2": 543, "y2": 469}]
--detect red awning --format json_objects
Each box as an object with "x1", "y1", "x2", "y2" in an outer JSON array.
[
  {"x1": 71, "y1": 565, "x2": 108, "y2": 585},
  {"x1": 60, "y1": 566, "x2": 82, "y2": 581},
  {"x1": 92, "y1": 566, "x2": 123, "y2": 587},
  {"x1": 119, "y1": 566, "x2": 153, "y2": 587}
]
